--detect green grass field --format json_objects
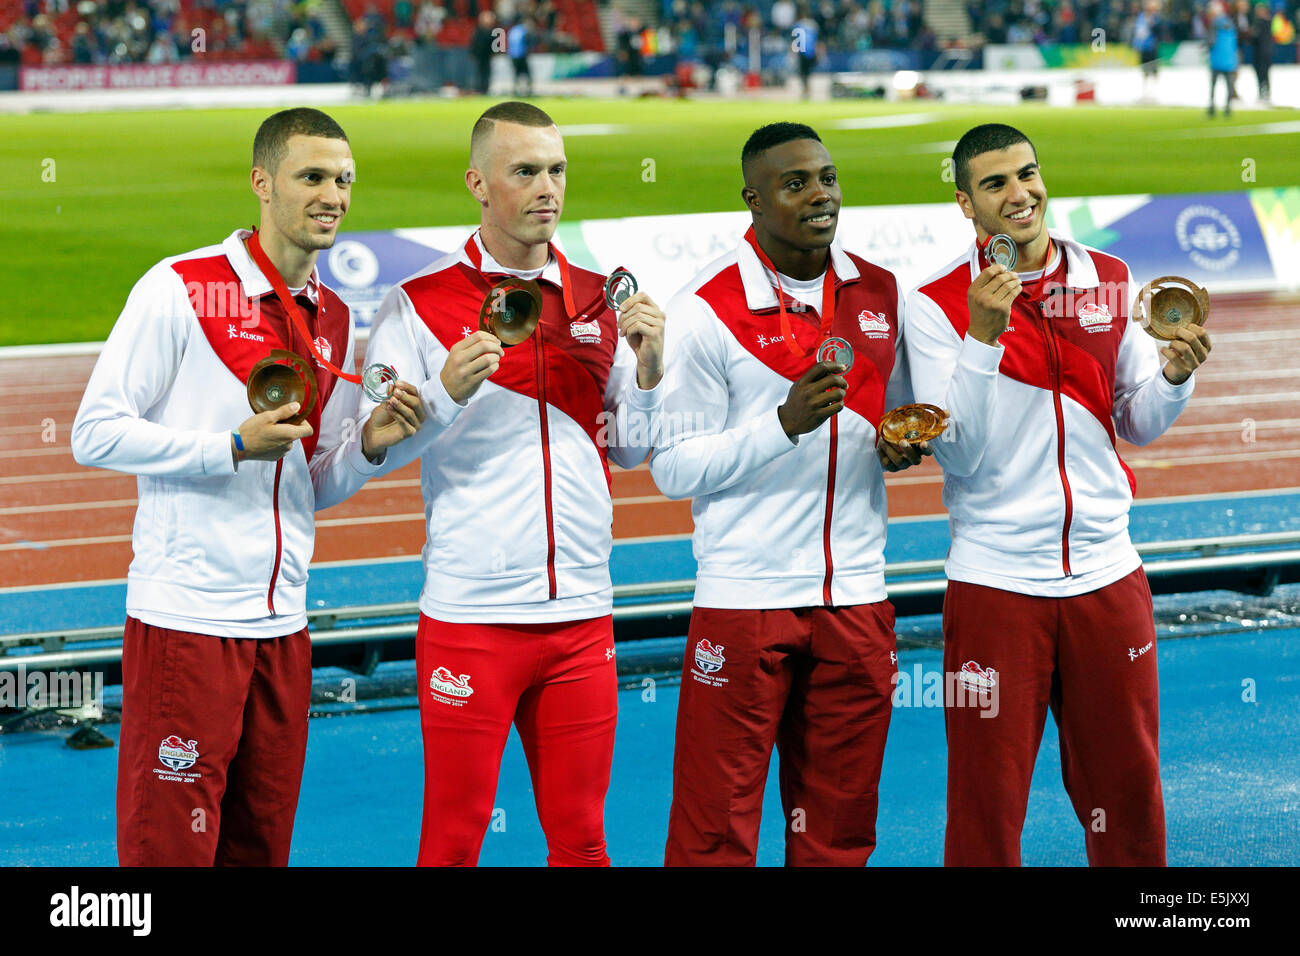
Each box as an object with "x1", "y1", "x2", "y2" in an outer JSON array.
[{"x1": 2, "y1": 98, "x2": 1297, "y2": 345}]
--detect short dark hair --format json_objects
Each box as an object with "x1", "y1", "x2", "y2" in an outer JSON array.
[
  {"x1": 252, "y1": 108, "x2": 349, "y2": 174},
  {"x1": 952, "y1": 124, "x2": 1036, "y2": 194},
  {"x1": 741, "y1": 122, "x2": 822, "y2": 179},
  {"x1": 471, "y1": 101, "x2": 556, "y2": 165}
]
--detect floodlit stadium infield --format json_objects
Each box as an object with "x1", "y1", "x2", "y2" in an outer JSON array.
[{"x1": 3, "y1": 98, "x2": 1298, "y2": 345}]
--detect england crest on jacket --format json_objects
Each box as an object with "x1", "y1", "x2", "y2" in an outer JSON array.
[
  {"x1": 1076, "y1": 302, "x2": 1113, "y2": 333},
  {"x1": 570, "y1": 319, "x2": 602, "y2": 344},
  {"x1": 158, "y1": 735, "x2": 199, "y2": 771},
  {"x1": 154, "y1": 735, "x2": 202, "y2": 782},
  {"x1": 429, "y1": 666, "x2": 474, "y2": 706},
  {"x1": 691, "y1": 638, "x2": 729, "y2": 687},
  {"x1": 857, "y1": 309, "x2": 891, "y2": 339},
  {"x1": 956, "y1": 660, "x2": 998, "y2": 691}
]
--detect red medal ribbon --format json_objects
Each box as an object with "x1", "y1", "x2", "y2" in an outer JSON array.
[
  {"x1": 246, "y1": 228, "x2": 362, "y2": 385},
  {"x1": 743, "y1": 226, "x2": 836, "y2": 360},
  {"x1": 464, "y1": 230, "x2": 579, "y2": 320}
]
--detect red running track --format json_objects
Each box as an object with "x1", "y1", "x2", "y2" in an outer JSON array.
[{"x1": 2, "y1": 291, "x2": 1297, "y2": 588}]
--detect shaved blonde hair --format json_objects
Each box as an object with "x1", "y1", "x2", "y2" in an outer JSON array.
[{"x1": 470, "y1": 101, "x2": 556, "y2": 169}]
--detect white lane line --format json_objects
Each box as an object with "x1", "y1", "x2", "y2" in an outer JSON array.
[
  {"x1": 1209, "y1": 330, "x2": 1300, "y2": 344},
  {"x1": 0, "y1": 384, "x2": 89, "y2": 397},
  {"x1": 1188, "y1": 391, "x2": 1300, "y2": 407},
  {"x1": 884, "y1": 447, "x2": 1300, "y2": 486},
  {"x1": 905, "y1": 140, "x2": 959, "y2": 153},
  {"x1": 0, "y1": 424, "x2": 64, "y2": 435},
  {"x1": 4, "y1": 486, "x2": 1299, "y2": 589},
  {"x1": 1164, "y1": 418, "x2": 1300, "y2": 435},
  {"x1": 1165, "y1": 120, "x2": 1300, "y2": 138},
  {"x1": 0, "y1": 447, "x2": 74, "y2": 458},
  {"x1": 828, "y1": 113, "x2": 943, "y2": 130},
  {"x1": 1125, "y1": 448, "x2": 1300, "y2": 467},
  {"x1": 1190, "y1": 368, "x2": 1296, "y2": 383},
  {"x1": 0, "y1": 470, "x2": 126, "y2": 485},
  {"x1": 0, "y1": 494, "x2": 685, "y2": 535},
  {"x1": 0, "y1": 403, "x2": 83, "y2": 416},
  {"x1": 0, "y1": 498, "x2": 136, "y2": 517},
  {"x1": 0, "y1": 533, "x2": 131, "y2": 551}
]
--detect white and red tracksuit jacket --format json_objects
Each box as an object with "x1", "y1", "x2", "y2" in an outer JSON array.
[
  {"x1": 354, "y1": 233, "x2": 663, "y2": 623},
  {"x1": 905, "y1": 231, "x2": 1194, "y2": 597},
  {"x1": 71, "y1": 229, "x2": 382, "y2": 637},
  {"x1": 649, "y1": 233, "x2": 909, "y2": 610}
]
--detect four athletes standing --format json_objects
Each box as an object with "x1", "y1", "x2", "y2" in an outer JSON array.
[{"x1": 77, "y1": 107, "x2": 1209, "y2": 867}]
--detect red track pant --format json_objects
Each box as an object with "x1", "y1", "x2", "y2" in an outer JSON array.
[
  {"x1": 665, "y1": 603, "x2": 898, "y2": 866},
  {"x1": 116, "y1": 617, "x2": 312, "y2": 866},
  {"x1": 943, "y1": 568, "x2": 1166, "y2": 866},
  {"x1": 415, "y1": 613, "x2": 617, "y2": 867}
]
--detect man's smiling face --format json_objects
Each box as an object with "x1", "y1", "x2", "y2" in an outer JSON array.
[
  {"x1": 956, "y1": 141, "x2": 1047, "y2": 247},
  {"x1": 259, "y1": 133, "x2": 354, "y2": 254}
]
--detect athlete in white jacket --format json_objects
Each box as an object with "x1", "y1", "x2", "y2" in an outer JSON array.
[
  {"x1": 71, "y1": 109, "x2": 424, "y2": 866},
  {"x1": 650, "y1": 123, "x2": 926, "y2": 866},
  {"x1": 353, "y1": 102, "x2": 666, "y2": 866},
  {"x1": 906, "y1": 123, "x2": 1212, "y2": 866}
]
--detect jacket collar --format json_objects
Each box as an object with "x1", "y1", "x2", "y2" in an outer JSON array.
[
  {"x1": 737, "y1": 233, "x2": 860, "y2": 313},
  {"x1": 223, "y1": 229, "x2": 320, "y2": 303},
  {"x1": 460, "y1": 230, "x2": 564, "y2": 287}
]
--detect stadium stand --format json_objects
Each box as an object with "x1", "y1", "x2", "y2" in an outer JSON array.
[{"x1": 1, "y1": 0, "x2": 1295, "y2": 81}]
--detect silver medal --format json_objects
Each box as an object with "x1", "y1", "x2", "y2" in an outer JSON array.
[{"x1": 362, "y1": 363, "x2": 398, "y2": 403}]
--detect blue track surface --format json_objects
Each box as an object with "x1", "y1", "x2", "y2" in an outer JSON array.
[
  {"x1": 3, "y1": 488, "x2": 1297, "y2": 865},
  {"x1": 1, "y1": 626, "x2": 1296, "y2": 866}
]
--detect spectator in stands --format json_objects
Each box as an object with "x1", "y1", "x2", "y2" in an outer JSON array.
[
  {"x1": 1207, "y1": 0, "x2": 1238, "y2": 115},
  {"x1": 72, "y1": 20, "x2": 95, "y2": 62},
  {"x1": 1272, "y1": 5, "x2": 1296, "y2": 49},
  {"x1": 1131, "y1": 0, "x2": 1164, "y2": 100},
  {"x1": 616, "y1": 14, "x2": 645, "y2": 78},
  {"x1": 146, "y1": 27, "x2": 179, "y2": 61},
  {"x1": 793, "y1": 2, "x2": 818, "y2": 96},
  {"x1": 470, "y1": 8, "x2": 498, "y2": 94},
  {"x1": 395, "y1": 0, "x2": 414, "y2": 30},
  {"x1": 414, "y1": 0, "x2": 445, "y2": 40},
  {"x1": 771, "y1": 0, "x2": 796, "y2": 35},
  {"x1": 351, "y1": 16, "x2": 387, "y2": 95},
  {"x1": 536, "y1": 0, "x2": 558, "y2": 34},
  {"x1": 286, "y1": 24, "x2": 310, "y2": 59},
  {"x1": 508, "y1": 14, "x2": 532, "y2": 95},
  {"x1": 363, "y1": 3, "x2": 387, "y2": 37},
  {"x1": 1248, "y1": 0, "x2": 1272, "y2": 101}
]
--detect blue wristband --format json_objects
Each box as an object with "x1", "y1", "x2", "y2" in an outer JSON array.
[{"x1": 232, "y1": 430, "x2": 245, "y2": 453}]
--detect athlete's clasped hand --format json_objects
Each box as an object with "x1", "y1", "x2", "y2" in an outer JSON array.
[
  {"x1": 362, "y1": 381, "x2": 426, "y2": 462},
  {"x1": 967, "y1": 263, "x2": 1022, "y2": 345},
  {"x1": 233, "y1": 403, "x2": 314, "y2": 463},
  {"x1": 615, "y1": 291, "x2": 666, "y2": 389},
  {"x1": 1159, "y1": 324, "x2": 1212, "y2": 386},
  {"x1": 877, "y1": 436, "x2": 932, "y2": 472},
  {"x1": 778, "y1": 360, "x2": 848, "y2": 440},
  {"x1": 441, "y1": 330, "x2": 505, "y2": 403}
]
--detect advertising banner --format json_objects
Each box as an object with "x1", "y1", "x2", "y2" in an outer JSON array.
[
  {"x1": 329, "y1": 188, "x2": 1296, "y2": 330},
  {"x1": 19, "y1": 60, "x2": 296, "y2": 92}
]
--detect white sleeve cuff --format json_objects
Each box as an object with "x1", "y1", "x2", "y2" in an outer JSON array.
[
  {"x1": 627, "y1": 373, "x2": 665, "y2": 411},
  {"x1": 347, "y1": 433, "x2": 386, "y2": 474},
  {"x1": 1154, "y1": 368, "x2": 1195, "y2": 400},
  {"x1": 959, "y1": 333, "x2": 1005, "y2": 372},
  {"x1": 421, "y1": 375, "x2": 467, "y2": 428},
  {"x1": 204, "y1": 431, "x2": 237, "y2": 476},
  {"x1": 762, "y1": 407, "x2": 800, "y2": 452}
]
